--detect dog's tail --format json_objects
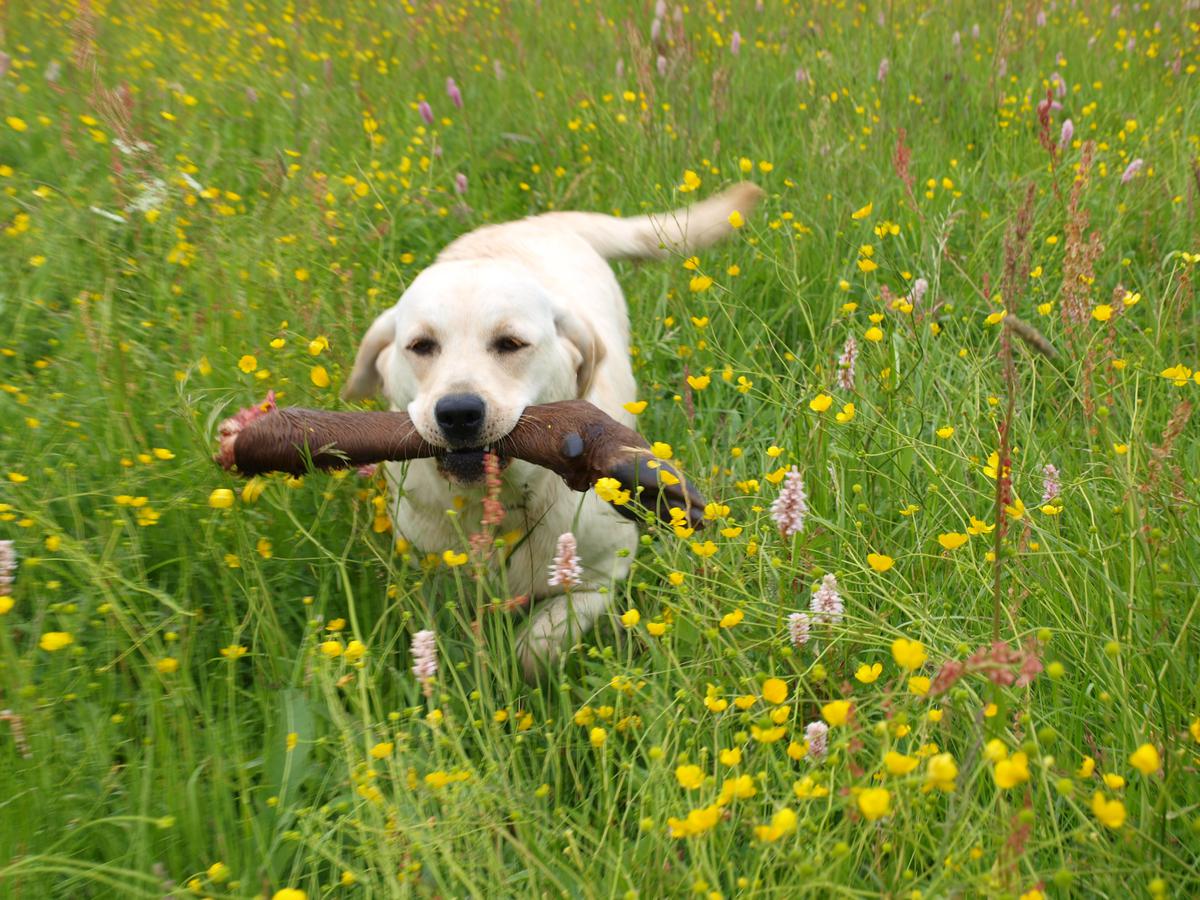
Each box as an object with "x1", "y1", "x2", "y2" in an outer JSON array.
[{"x1": 541, "y1": 182, "x2": 764, "y2": 261}]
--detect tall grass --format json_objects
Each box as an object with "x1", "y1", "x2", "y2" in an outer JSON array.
[{"x1": 1, "y1": 0, "x2": 1198, "y2": 896}]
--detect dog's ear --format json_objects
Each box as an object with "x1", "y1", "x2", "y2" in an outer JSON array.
[
  {"x1": 555, "y1": 311, "x2": 606, "y2": 398},
  {"x1": 343, "y1": 307, "x2": 399, "y2": 401}
]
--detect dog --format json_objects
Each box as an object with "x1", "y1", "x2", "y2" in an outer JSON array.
[{"x1": 343, "y1": 182, "x2": 762, "y2": 678}]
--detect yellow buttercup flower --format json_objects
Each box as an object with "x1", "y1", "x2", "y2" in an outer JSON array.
[
  {"x1": 1129, "y1": 743, "x2": 1160, "y2": 776},
  {"x1": 1091, "y1": 792, "x2": 1126, "y2": 829},
  {"x1": 855, "y1": 663, "x2": 883, "y2": 684},
  {"x1": 209, "y1": 488, "x2": 235, "y2": 509},
  {"x1": 884, "y1": 751, "x2": 919, "y2": 775},
  {"x1": 857, "y1": 787, "x2": 891, "y2": 821},
  {"x1": 761, "y1": 678, "x2": 788, "y2": 705},
  {"x1": 993, "y1": 752, "x2": 1030, "y2": 789},
  {"x1": 753, "y1": 807, "x2": 797, "y2": 842},
  {"x1": 794, "y1": 776, "x2": 829, "y2": 799},
  {"x1": 925, "y1": 753, "x2": 958, "y2": 792},
  {"x1": 891, "y1": 638, "x2": 927, "y2": 670},
  {"x1": 937, "y1": 532, "x2": 969, "y2": 550},
  {"x1": 594, "y1": 477, "x2": 631, "y2": 505},
  {"x1": 867, "y1": 553, "x2": 894, "y2": 572},
  {"x1": 821, "y1": 700, "x2": 851, "y2": 726},
  {"x1": 39, "y1": 631, "x2": 74, "y2": 652}
]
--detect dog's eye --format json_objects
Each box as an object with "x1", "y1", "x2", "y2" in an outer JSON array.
[
  {"x1": 492, "y1": 336, "x2": 529, "y2": 354},
  {"x1": 407, "y1": 338, "x2": 439, "y2": 356}
]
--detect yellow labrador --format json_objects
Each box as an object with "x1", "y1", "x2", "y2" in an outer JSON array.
[{"x1": 344, "y1": 183, "x2": 761, "y2": 677}]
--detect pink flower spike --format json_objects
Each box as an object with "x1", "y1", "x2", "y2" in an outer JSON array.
[
  {"x1": 1041, "y1": 463, "x2": 1061, "y2": 503},
  {"x1": 810, "y1": 574, "x2": 844, "y2": 624},
  {"x1": 1059, "y1": 118, "x2": 1074, "y2": 148},
  {"x1": 411, "y1": 629, "x2": 438, "y2": 696},
  {"x1": 805, "y1": 721, "x2": 829, "y2": 759},
  {"x1": 547, "y1": 532, "x2": 583, "y2": 589},
  {"x1": 787, "y1": 611, "x2": 811, "y2": 647},
  {"x1": 0, "y1": 540, "x2": 15, "y2": 596},
  {"x1": 418, "y1": 100, "x2": 434, "y2": 125},
  {"x1": 1121, "y1": 158, "x2": 1144, "y2": 183},
  {"x1": 770, "y1": 467, "x2": 808, "y2": 538},
  {"x1": 837, "y1": 337, "x2": 859, "y2": 390}
]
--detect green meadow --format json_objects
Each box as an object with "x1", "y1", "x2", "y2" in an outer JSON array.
[{"x1": 1, "y1": 0, "x2": 1198, "y2": 896}]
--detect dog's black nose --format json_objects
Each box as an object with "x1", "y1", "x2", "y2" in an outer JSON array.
[{"x1": 435, "y1": 393, "x2": 486, "y2": 445}]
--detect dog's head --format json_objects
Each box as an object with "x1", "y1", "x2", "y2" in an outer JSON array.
[{"x1": 342, "y1": 260, "x2": 604, "y2": 482}]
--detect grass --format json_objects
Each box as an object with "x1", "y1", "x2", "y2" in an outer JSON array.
[{"x1": 1, "y1": 0, "x2": 1199, "y2": 896}]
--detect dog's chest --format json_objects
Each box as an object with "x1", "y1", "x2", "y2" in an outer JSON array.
[{"x1": 383, "y1": 458, "x2": 637, "y2": 596}]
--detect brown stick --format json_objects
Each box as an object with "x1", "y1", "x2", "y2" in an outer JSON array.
[
  {"x1": 214, "y1": 396, "x2": 706, "y2": 528},
  {"x1": 218, "y1": 406, "x2": 434, "y2": 476}
]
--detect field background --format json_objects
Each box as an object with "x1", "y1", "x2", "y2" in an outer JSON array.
[{"x1": 2, "y1": 0, "x2": 1199, "y2": 896}]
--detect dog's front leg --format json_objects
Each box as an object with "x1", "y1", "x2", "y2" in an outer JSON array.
[{"x1": 516, "y1": 590, "x2": 612, "y2": 680}]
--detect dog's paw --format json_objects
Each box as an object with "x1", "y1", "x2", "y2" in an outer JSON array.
[{"x1": 514, "y1": 591, "x2": 611, "y2": 682}]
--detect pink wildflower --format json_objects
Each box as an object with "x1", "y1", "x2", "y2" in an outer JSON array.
[
  {"x1": 418, "y1": 101, "x2": 434, "y2": 126},
  {"x1": 445, "y1": 77, "x2": 463, "y2": 109},
  {"x1": 0, "y1": 709, "x2": 30, "y2": 759},
  {"x1": 481, "y1": 451, "x2": 505, "y2": 527},
  {"x1": 910, "y1": 277, "x2": 929, "y2": 307},
  {"x1": 731, "y1": 31, "x2": 741, "y2": 55},
  {"x1": 805, "y1": 721, "x2": 829, "y2": 759},
  {"x1": 876, "y1": 57, "x2": 890, "y2": 82},
  {"x1": 1060, "y1": 118, "x2": 1074, "y2": 148},
  {"x1": 410, "y1": 629, "x2": 438, "y2": 696},
  {"x1": 810, "y1": 574, "x2": 844, "y2": 624},
  {"x1": 770, "y1": 467, "x2": 808, "y2": 538},
  {"x1": 837, "y1": 337, "x2": 858, "y2": 390},
  {"x1": 1041, "y1": 464, "x2": 1061, "y2": 503},
  {"x1": 787, "y1": 611, "x2": 811, "y2": 647},
  {"x1": 1121, "y1": 158, "x2": 1144, "y2": 183},
  {"x1": 0, "y1": 540, "x2": 15, "y2": 596},
  {"x1": 547, "y1": 532, "x2": 583, "y2": 589},
  {"x1": 454, "y1": 172, "x2": 468, "y2": 195}
]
